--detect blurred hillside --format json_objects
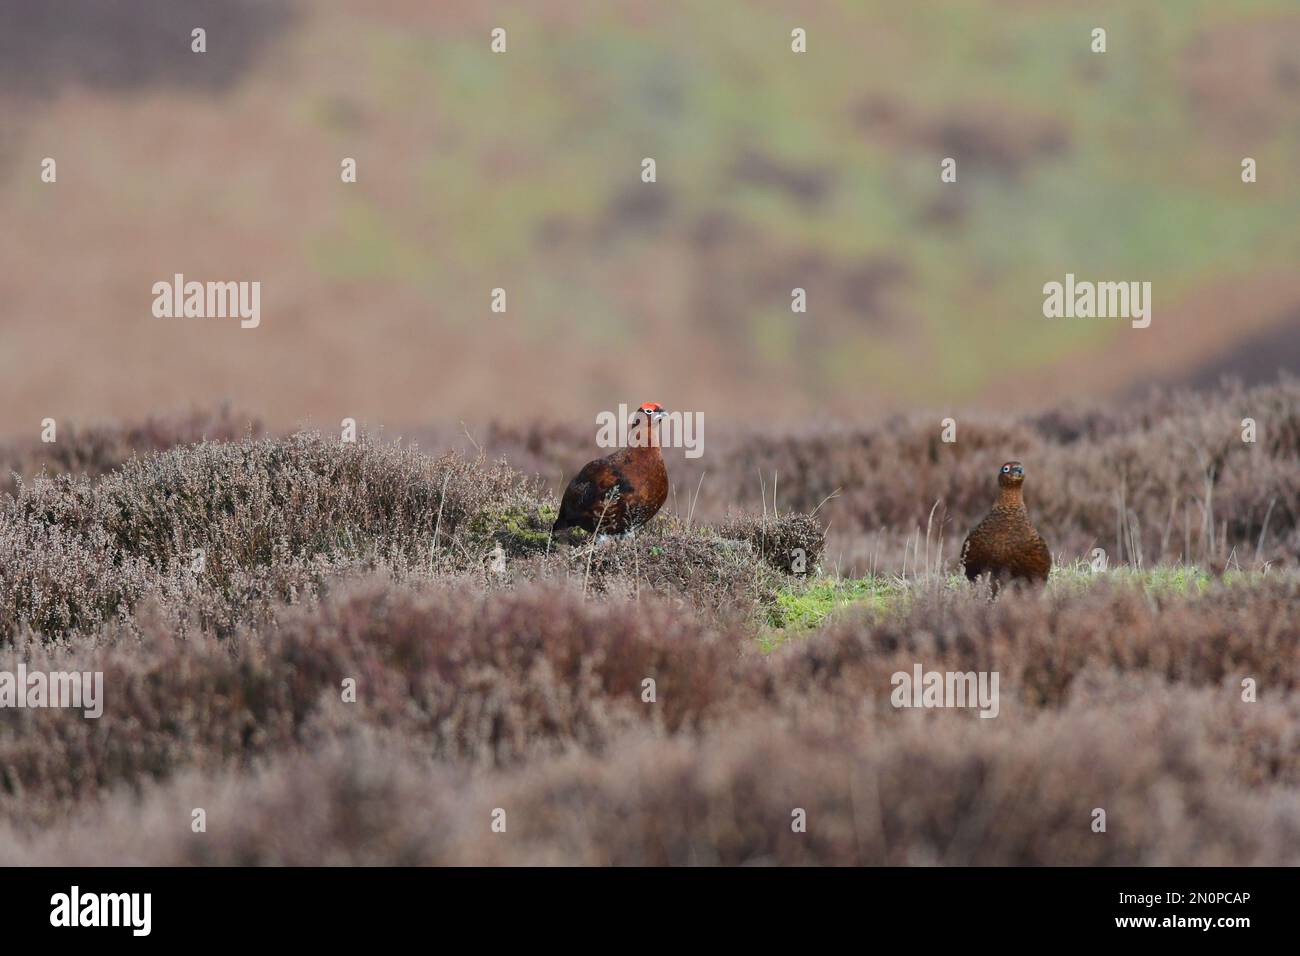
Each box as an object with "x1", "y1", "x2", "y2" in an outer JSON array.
[{"x1": 1, "y1": 0, "x2": 1299, "y2": 438}]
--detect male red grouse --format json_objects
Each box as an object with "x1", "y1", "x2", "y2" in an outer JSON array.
[
  {"x1": 961, "y1": 460, "x2": 1051, "y2": 591},
  {"x1": 552, "y1": 403, "x2": 669, "y2": 540}
]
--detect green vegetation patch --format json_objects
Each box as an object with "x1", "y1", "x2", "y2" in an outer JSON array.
[{"x1": 467, "y1": 503, "x2": 558, "y2": 556}]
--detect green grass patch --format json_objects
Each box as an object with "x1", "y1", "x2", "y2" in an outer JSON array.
[
  {"x1": 467, "y1": 503, "x2": 559, "y2": 555},
  {"x1": 1046, "y1": 561, "x2": 1216, "y2": 595},
  {"x1": 762, "y1": 563, "x2": 1276, "y2": 651},
  {"x1": 762, "y1": 575, "x2": 909, "y2": 648}
]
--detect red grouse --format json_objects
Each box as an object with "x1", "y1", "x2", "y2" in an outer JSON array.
[
  {"x1": 552, "y1": 403, "x2": 669, "y2": 539},
  {"x1": 961, "y1": 460, "x2": 1051, "y2": 591}
]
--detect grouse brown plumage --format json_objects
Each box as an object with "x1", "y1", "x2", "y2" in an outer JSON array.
[
  {"x1": 552, "y1": 403, "x2": 669, "y2": 539},
  {"x1": 961, "y1": 460, "x2": 1051, "y2": 591}
]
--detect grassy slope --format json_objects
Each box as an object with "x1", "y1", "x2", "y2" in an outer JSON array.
[
  {"x1": 308, "y1": 0, "x2": 1300, "y2": 401},
  {"x1": 4, "y1": 2, "x2": 1300, "y2": 432}
]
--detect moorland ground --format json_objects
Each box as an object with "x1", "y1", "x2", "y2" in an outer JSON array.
[{"x1": 0, "y1": 379, "x2": 1297, "y2": 864}]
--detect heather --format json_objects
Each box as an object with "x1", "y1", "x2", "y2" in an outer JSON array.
[
  {"x1": 473, "y1": 378, "x2": 1300, "y2": 573},
  {"x1": 0, "y1": 386, "x2": 1297, "y2": 864},
  {"x1": 1, "y1": 578, "x2": 1296, "y2": 862},
  {"x1": 0, "y1": 404, "x2": 261, "y2": 499},
  {"x1": 1, "y1": 427, "x2": 821, "y2": 637}
]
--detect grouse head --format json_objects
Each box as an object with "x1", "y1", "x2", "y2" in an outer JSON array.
[
  {"x1": 998, "y1": 461, "x2": 1026, "y2": 488},
  {"x1": 633, "y1": 402, "x2": 667, "y2": 424},
  {"x1": 629, "y1": 402, "x2": 667, "y2": 448}
]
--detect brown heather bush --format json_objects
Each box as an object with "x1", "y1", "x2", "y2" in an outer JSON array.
[
  {"x1": 4, "y1": 686, "x2": 1299, "y2": 865},
  {"x1": 715, "y1": 511, "x2": 826, "y2": 573},
  {"x1": 467, "y1": 378, "x2": 1300, "y2": 573},
  {"x1": 0, "y1": 405, "x2": 261, "y2": 499},
  {"x1": 20, "y1": 431, "x2": 539, "y2": 571},
  {"x1": 459, "y1": 689, "x2": 1300, "y2": 866},
  {"x1": 0, "y1": 386, "x2": 1296, "y2": 865},
  {"x1": 0, "y1": 582, "x2": 750, "y2": 830},
  {"x1": 0, "y1": 431, "x2": 816, "y2": 637},
  {"x1": 0, "y1": 513, "x2": 152, "y2": 635},
  {"x1": 751, "y1": 377, "x2": 1300, "y2": 571},
  {"x1": 544, "y1": 514, "x2": 820, "y2": 607},
  {"x1": 260, "y1": 580, "x2": 747, "y2": 764},
  {"x1": 760, "y1": 576, "x2": 1300, "y2": 716},
  {"x1": 1, "y1": 572, "x2": 1298, "y2": 863}
]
